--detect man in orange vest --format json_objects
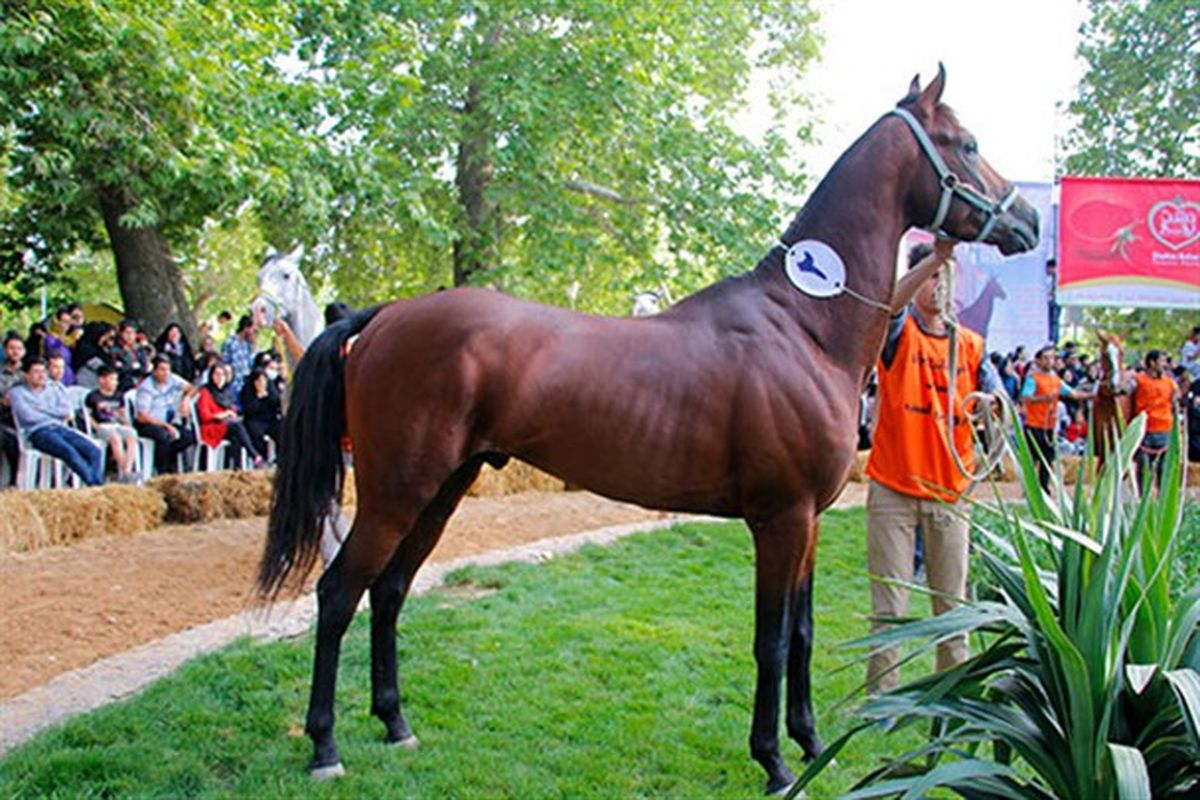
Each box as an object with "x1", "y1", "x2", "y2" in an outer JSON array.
[
  {"x1": 1124, "y1": 349, "x2": 1179, "y2": 489},
  {"x1": 864, "y1": 240, "x2": 1003, "y2": 694},
  {"x1": 1021, "y1": 345, "x2": 1093, "y2": 491}
]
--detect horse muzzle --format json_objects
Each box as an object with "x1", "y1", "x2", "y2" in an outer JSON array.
[
  {"x1": 251, "y1": 295, "x2": 277, "y2": 327},
  {"x1": 984, "y1": 196, "x2": 1040, "y2": 256}
]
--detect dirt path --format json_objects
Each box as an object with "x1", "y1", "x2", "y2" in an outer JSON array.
[{"x1": 0, "y1": 491, "x2": 677, "y2": 703}]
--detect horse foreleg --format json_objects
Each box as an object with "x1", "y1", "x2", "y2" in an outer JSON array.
[
  {"x1": 369, "y1": 459, "x2": 484, "y2": 749},
  {"x1": 748, "y1": 507, "x2": 809, "y2": 795},
  {"x1": 785, "y1": 568, "x2": 823, "y2": 760}
]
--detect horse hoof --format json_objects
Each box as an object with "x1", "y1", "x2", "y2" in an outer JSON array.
[
  {"x1": 389, "y1": 734, "x2": 420, "y2": 750},
  {"x1": 767, "y1": 779, "x2": 803, "y2": 797},
  {"x1": 309, "y1": 762, "x2": 345, "y2": 781}
]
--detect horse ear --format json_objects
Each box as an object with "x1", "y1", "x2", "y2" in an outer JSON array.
[
  {"x1": 916, "y1": 62, "x2": 946, "y2": 113},
  {"x1": 908, "y1": 73, "x2": 921, "y2": 97},
  {"x1": 288, "y1": 243, "x2": 305, "y2": 261}
]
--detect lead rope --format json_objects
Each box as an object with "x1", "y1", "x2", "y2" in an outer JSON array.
[{"x1": 939, "y1": 262, "x2": 1016, "y2": 487}]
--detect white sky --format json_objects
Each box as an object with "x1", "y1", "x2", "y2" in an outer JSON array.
[{"x1": 765, "y1": 0, "x2": 1090, "y2": 185}]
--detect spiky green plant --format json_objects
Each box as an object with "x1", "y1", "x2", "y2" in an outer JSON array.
[{"x1": 793, "y1": 413, "x2": 1200, "y2": 799}]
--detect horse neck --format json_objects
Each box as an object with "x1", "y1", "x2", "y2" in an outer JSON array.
[
  {"x1": 756, "y1": 119, "x2": 912, "y2": 379},
  {"x1": 291, "y1": 288, "x2": 324, "y2": 349}
]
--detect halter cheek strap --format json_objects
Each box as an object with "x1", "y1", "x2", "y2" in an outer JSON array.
[
  {"x1": 253, "y1": 288, "x2": 288, "y2": 325},
  {"x1": 889, "y1": 107, "x2": 1019, "y2": 242}
]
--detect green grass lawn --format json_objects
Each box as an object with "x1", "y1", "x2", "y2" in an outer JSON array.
[{"x1": 0, "y1": 509, "x2": 934, "y2": 798}]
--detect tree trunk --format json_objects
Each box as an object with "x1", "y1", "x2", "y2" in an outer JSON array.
[
  {"x1": 453, "y1": 24, "x2": 502, "y2": 287},
  {"x1": 98, "y1": 186, "x2": 200, "y2": 344}
]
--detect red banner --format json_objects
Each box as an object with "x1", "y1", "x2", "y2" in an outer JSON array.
[{"x1": 1058, "y1": 176, "x2": 1200, "y2": 308}]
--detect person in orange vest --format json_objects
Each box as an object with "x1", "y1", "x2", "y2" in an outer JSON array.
[
  {"x1": 1020, "y1": 345, "x2": 1093, "y2": 491},
  {"x1": 864, "y1": 239, "x2": 1003, "y2": 694},
  {"x1": 1122, "y1": 349, "x2": 1179, "y2": 490}
]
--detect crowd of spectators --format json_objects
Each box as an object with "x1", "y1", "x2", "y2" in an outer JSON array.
[
  {"x1": 860, "y1": 323, "x2": 1200, "y2": 466},
  {"x1": 0, "y1": 303, "x2": 285, "y2": 488}
]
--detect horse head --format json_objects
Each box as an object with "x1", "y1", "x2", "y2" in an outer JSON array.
[
  {"x1": 252, "y1": 244, "x2": 323, "y2": 346},
  {"x1": 631, "y1": 291, "x2": 662, "y2": 317},
  {"x1": 1096, "y1": 329, "x2": 1126, "y2": 392},
  {"x1": 892, "y1": 65, "x2": 1039, "y2": 256}
]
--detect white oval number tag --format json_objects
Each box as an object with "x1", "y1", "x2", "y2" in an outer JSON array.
[{"x1": 784, "y1": 239, "x2": 847, "y2": 298}]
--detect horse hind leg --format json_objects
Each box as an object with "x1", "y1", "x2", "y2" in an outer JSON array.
[
  {"x1": 305, "y1": 487, "x2": 446, "y2": 779},
  {"x1": 369, "y1": 456, "x2": 489, "y2": 749}
]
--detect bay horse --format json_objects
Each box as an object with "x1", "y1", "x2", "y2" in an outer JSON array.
[
  {"x1": 258, "y1": 66, "x2": 1039, "y2": 794},
  {"x1": 1094, "y1": 330, "x2": 1133, "y2": 466}
]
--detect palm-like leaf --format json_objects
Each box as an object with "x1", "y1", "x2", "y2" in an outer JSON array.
[{"x1": 797, "y1": 414, "x2": 1200, "y2": 798}]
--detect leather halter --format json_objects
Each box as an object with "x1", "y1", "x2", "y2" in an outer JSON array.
[{"x1": 889, "y1": 107, "x2": 1019, "y2": 242}]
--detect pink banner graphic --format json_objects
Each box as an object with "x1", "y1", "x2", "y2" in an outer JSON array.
[{"x1": 1058, "y1": 176, "x2": 1200, "y2": 308}]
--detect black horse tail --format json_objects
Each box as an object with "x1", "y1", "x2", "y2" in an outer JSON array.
[{"x1": 257, "y1": 305, "x2": 384, "y2": 599}]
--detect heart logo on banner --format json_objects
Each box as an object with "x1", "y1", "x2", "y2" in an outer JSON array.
[{"x1": 1147, "y1": 196, "x2": 1200, "y2": 251}]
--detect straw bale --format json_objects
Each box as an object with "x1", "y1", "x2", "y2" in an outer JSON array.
[
  {"x1": 153, "y1": 470, "x2": 273, "y2": 523},
  {"x1": 0, "y1": 484, "x2": 165, "y2": 555},
  {"x1": 467, "y1": 459, "x2": 567, "y2": 497},
  {"x1": 848, "y1": 451, "x2": 870, "y2": 483},
  {"x1": 0, "y1": 492, "x2": 50, "y2": 555}
]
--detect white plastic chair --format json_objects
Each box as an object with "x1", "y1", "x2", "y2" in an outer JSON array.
[
  {"x1": 123, "y1": 388, "x2": 159, "y2": 482},
  {"x1": 12, "y1": 416, "x2": 64, "y2": 490},
  {"x1": 66, "y1": 385, "x2": 109, "y2": 480}
]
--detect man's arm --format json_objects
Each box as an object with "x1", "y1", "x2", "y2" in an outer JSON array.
[
  {"x1": 890, "y1": 238, "x2": 956, "y2": 314},
  {"x1": 274, "y1": 318, "x2": 305, "y2": 363}
]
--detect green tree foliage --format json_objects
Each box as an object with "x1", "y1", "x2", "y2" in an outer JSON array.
[
  {"x1": 1061, "y1": 0, "x2": 1199, "y2": 353},
  {"x1": 1064, "y1": 0, "x2": 1199, "y2": 179},
  {"x1": 0, "y1": 0, "x2": 336, "y2": 339},
  {"x1": 297, "y1": 0, "x2": 822, "y2": 312},
  {"x1": 2, "y1": 1, "x2": 822, "y2": 328}
]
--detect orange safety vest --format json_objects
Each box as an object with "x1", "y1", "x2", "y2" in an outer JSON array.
[
  {"x1": 866, "y1": 315, "x2": 984, "y2": 501},
  {"x1": 1133, "y1": 372, "x2": 1176, "y2": 433},
  {"x1": 1022, "y1": 371, "x2": 1062, "y2": 431}
]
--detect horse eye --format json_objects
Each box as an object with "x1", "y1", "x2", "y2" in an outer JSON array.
[{"x1": 964, "y1": 140, "x2": 979, "y2": 156}]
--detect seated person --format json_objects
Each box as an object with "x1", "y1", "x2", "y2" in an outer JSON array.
[
  {"x1": 109, "y1": 319, "x2": 151, "y2": 392},
  {"x1": 9, "y1": 358, "x2": 103, "y2": 486},
  {"x1": 86, "y1": 365, "x2": 140, "y2": 482},
  {"x1": 0, "y1": 331, "x2": 26, "y2": 482},
  {"x1": 197, "y1": 363, "x2": 263, "y2": 469},
  {"x1": 46, "y1": 353, "x2": 68, "y2": 386},
  {"x1": 72, "y1": 322, "x2": 117, "y2": 390},
  {"x1": 134, "y1": 355, "x2": 197, "y2": 475},
  {"x1": 239, "y1": 367, "x2": 282, "y2": 462}
]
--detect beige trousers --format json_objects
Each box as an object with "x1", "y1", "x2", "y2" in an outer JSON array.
[{"x1": 865, "y1": 480, "x2": 970, "y2": 694}]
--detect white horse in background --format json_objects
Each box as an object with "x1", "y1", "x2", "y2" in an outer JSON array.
[
  {"x1": 252, "y1": 245, "x2": 348, "y2": 566},
  {"x1": 251, "y1": 245, "x2": 324, "y2": 360},
  {"x1": 631, "y1": 290, "x2": 663, "y2": 317}
]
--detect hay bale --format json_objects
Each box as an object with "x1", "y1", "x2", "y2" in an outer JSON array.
[
  {"x1": 0, "y1": 492, "x2": 50, "y2": 555},
  {"x1": 0, "y1": 484, "x2": 165, "y2": 555},
  {"x1": 152, "y1": 470, "x2": 273, "y2": 523},
  {"x1": 848, "y1": 451, "x2": 870, "y2": 483},
  {"x1": 467, "y1": 459, "x2": 566, "y2": 497}
]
